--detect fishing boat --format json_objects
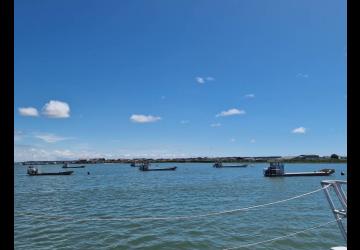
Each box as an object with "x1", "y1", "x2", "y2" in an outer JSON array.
[
  {"x1": 139, "y1": 163, "x2": 177, "y2": 171},
  {"x1": 62, "y1": 163, "x2": 85, "y2": 169},
  {"x1": 27, "y1": 166, "x2": 73, "y2": 176},
  {"x1": 213, "y1": 162, "x2": 248, "y2": 168},
  {"x1": 263, "y1": 161, "x2": 335, "y2": 177}
]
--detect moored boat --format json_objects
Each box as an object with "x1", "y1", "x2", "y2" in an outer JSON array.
[
  {"x1": 62, "y1": 163, "x2": 85, "y2": 168},
  {"x1": 213, "y1": 162, "x2": 248, "y2": 168},
  {"x1": 263, "y1": 161, "x2": 335, "y2": 177},
  {"x1": 27, "y1": 166, "x2": 74, "y2": 176},
  {"x1": 139, "y1": 163, "x2": 177, "y2": 171}
]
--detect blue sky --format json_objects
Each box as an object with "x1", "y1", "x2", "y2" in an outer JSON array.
[{"x1": 14, "y1": 0, "x2": 347, "y2": 161}]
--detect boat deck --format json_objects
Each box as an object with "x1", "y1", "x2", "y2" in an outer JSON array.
[
  {"x1": 140, "y1": 167, "x2": 177, "y2": 171},
  {"x1": 282, "y1": 171, "x2": 334, "y2": 177},
  {"x1": 220, "y1": 165, "x2": 247, "y2": 168}
]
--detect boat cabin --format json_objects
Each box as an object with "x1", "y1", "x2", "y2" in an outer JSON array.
[
  {"x1": 263, "y1": 161, "x2": 284, "y2": 176},
  {"x1": 139, "y1": 162, "x2": 150, "y2": 171},
  {"x1": 213, "y1": 161, "x2": 223, "y2": 168},
  {"x1": 27, "y1": 166, "x2": 38, "y2": 175}
]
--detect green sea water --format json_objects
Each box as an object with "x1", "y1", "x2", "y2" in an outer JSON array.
[{"x1": 14, "y1": 163, "x2": 347, "y2": 249}]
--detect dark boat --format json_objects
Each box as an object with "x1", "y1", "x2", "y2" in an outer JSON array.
[
  {"x1": 62, "y1": 163, "x2": 85, "y2": 169},
  {"x1": 130, "y1": 162, "x2": 136, "y2": 167},
  {"x1": 263, "y1": 162, "x2": 335, "y2": 177},
  {"x1": 27, "y1": 166, "x2": 73, "y2": 176},
  {"x1": 139, "y1": 163, "x2": 177, "y2": 171},
  {"x1": 213, "y1": 162, "x2": 248, "y2": 168}
]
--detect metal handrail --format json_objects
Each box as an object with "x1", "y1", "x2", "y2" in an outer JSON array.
[{"x1": 321, "y1": 180, "x2": 347, "y2": 242}]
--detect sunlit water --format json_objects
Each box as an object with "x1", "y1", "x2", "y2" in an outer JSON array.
[{"x1": 14, "y1": 163, "x2": 347, "y2": 249}]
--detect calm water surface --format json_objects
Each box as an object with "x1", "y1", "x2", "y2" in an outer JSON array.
[{"x1": 14, "y1": 163, "x2": 347, "y2": 249}]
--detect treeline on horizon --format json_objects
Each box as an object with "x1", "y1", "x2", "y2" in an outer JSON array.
[{"x1": 19, "y1": 154, "x2": 347, "y2": 165}]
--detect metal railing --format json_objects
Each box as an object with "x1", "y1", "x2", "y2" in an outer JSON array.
[{"x1": 321, "y1": 180, "x2": 347, "y2": 242}]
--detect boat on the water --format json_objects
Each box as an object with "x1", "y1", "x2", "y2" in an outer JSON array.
[
  {"x1": 62, "y1": 163, "x2": 85, "y2": 169},
  {"x1": 263, "y1": 161, "x2": 335, "y2": 177},
  {"x1": 27, "y1": 166, "x2": 74, "y2": 176},
  {"x1": 139, "y1": 163, "x2": 177, "y2": 171},
  {"x1": 213, "y1": 162, "x2": 248, "y2": 168}
]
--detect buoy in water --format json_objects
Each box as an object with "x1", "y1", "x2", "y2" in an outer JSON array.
[
  {"x1": 87, "y1": 172, "x2": 90, "y2": 175},
  {"x1": 341, "y1": 171, "x2": 345, "y2": 176}
]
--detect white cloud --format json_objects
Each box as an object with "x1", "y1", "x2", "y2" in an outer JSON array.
[
  {"x1": 206, "y1": 77, "x2": 215, "y2": 81},
  {"x1": 195, "y1": 77, "x2": 205, "y2": 84},
  {"x1": 230, "y1": 138, "x2": 236, "y2": 142},
  {"x1": 244, "y1": 94, "x2": 255, "y2": 98},
  {"x1": 216, "y1": 108, "x2": 245, "y2": 117},
  {"x1": 42, "y1": 100, "x2": 70, "y2": 118},
  {"x1": 18, "y1": 107, "x2": 39, "y2": 117},
  {"x1": 195, "y1": 76, "x2": 215, "y2": 84},
  {"x1": 180, "y1": 120, "x2": 190, "y2": 124},
  {"x1": 35, "y1": 133, "x2": 72, "y2": 143},
  {"x1": 250, "y1": 139, "x2": 256, "y2": 143},
  {"x1": 130, "y1": 114, "x2": 162, "y2": 123},
  {"x1": 14, "y1": 144, "x2": 111, "y2": 161},
  {"x1": 296, "y1": 73, "x2": 309, "y2": 78},
  {"x1": 292, "y1": 127, "x2": 306, "y2": 134},
  {"x1": 210, "y1": 123, "x2": 221, "y2": 127}
]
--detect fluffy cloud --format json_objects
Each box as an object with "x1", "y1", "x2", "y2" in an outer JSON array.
[
  {"x1": 210, "y1": 123, "x2": 221, "y2": 127},
  {"x1": 195, "y1": 76, "x2": 215, "y2": 84},
  {"x1": 35, "y1": 133, "x2": 72, "y2": 143},
  {"x1": 292, "y1": 127, "x2": 306, "y2": 134},
  {"x1": 14, "y1": 144, "x2": 111, "y2": 162},
  {"x1": 42, "y1": 100, "x2": 70, "y2": 118},
  {"x1": 230, "y1": 138, "x2": 236, "y2": 142},
  {"x1": 296, "y1": 73, "x2": 309, "y2": 78},
  {"x1": 196, "y1": 77, "x2": 205, "y2": 84},
  {"x1": 18, "y1": 107, "x2": 39, "y2": 117},
  {"x1": 244, "y1": 94, "x2": 255, "y2": 98},
  {"x1": 216, "y1": 108, "x2": 245, "y2": 117},
  {"x1": 250, "y1": 139, "x2": 256, "y2": 143},
  {"x1": 130, "y1": 114, "x2": 162, "y2": 123}
]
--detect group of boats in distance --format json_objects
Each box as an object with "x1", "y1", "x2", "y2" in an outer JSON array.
[{"x1": 26, "y1": 161, "x2": 336, "y2": 177}]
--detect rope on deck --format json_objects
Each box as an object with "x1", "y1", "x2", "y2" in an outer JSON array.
[
  {"x1": 222, "y1": 218, "x2": 342, "y2": 249},
  {"x1": 16, "y1": 185, "x2": 331, "y2": 222}
]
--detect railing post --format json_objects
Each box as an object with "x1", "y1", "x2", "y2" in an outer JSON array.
[{"x1": 321, "y1": 180, "x2": 347, "y2": 242}]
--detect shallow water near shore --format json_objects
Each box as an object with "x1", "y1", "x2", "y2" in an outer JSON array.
[{"x1": 14, "y1": 163, "x2": 347, "y2": 249}]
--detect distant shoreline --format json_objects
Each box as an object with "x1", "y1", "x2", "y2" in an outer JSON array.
[{"x1": 18, "y1": 157, "x2": 347, "y2": 165}]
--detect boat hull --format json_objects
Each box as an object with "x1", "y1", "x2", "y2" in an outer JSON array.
[
  {"x1": 28, "y1": 171, "x2": 74, "y2": 176},
  {"x1": 265, "y1": 170, "x2": 335, "y2": 177},
  {"x1": 62, "y1": 166, "x2": 85, "y2": 168},
  {"x1": 217, "y1": 164, "x2": 248, "y2": 168},
  {"x1": 140, "y1": 167, "x2": 177, "y2": 171}
]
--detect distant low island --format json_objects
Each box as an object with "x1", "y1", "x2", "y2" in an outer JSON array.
[{"x1": 19, "y1": 154, "x2": 346, "y2": 165}]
